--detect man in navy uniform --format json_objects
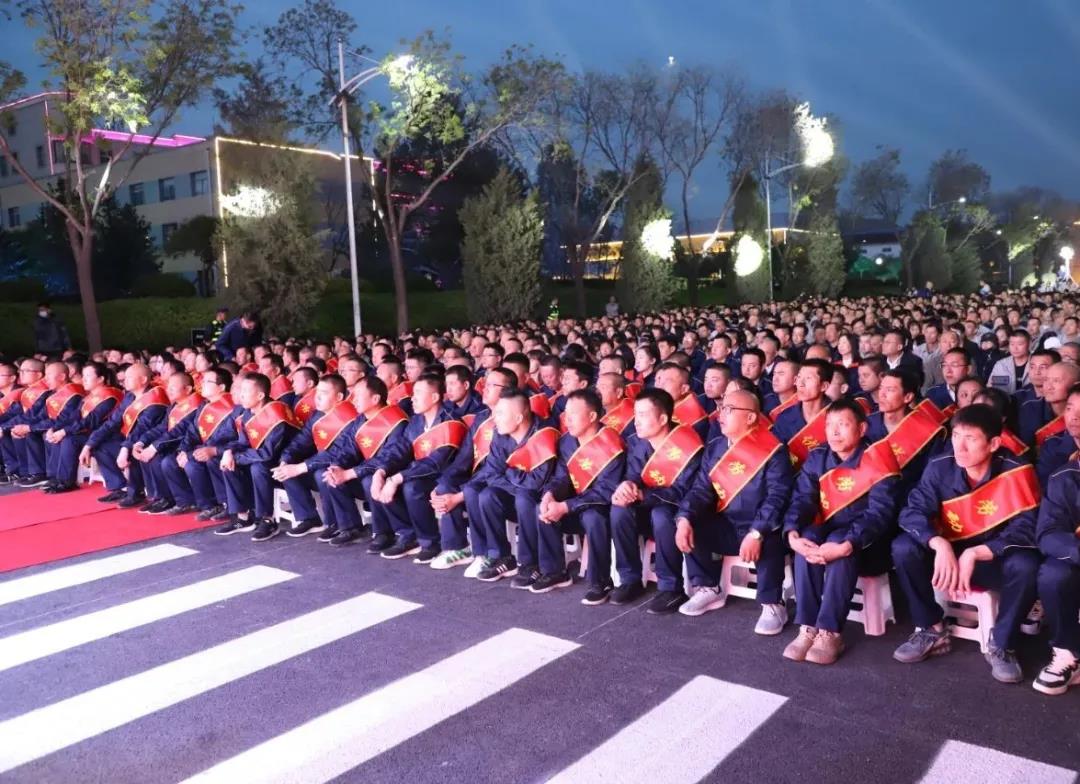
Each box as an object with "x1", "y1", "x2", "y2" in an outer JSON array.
[
  {"x1": 782, "y1": 398, "x2": 901, "y2": 665},
  {"x1": 539, "y1": 389, "x2": 626, "y2": 603},
  {"x1": 925, "y1": 347, "x2": 970, "y2": 415},
  {"x1": 175, "y1": 367, "x2": 238, "y2": 522},
  {"x1": 597, "y1": 371, "x2": 636, "y2": 441},
  {"x1": 675, "y1": 387, "x2": 793, "y2": 634},
  {"x1": 1019, "y1": 361, "x2": 1079, "y2": 448},
  {"x1": 866, "y1": 370, "x2": 947, "y2": 492},
  {"x1": 33, "y1": 361, "x2": 84, "y2": 491},
  {"x1": 892, "y1": 404, "x2": 1041, "y2": 683},
  {"x1": 2, "y1": 359, "x2": 49, "y2": 486},
  {"x1": 131, "y1": 372, "x2": 201, "y2": 514},
  {"x1": 653, "y1": 362, "x2": 710, "y2": 442},
  {"x1": 0, "y1": 361, "x2": 22, "y2": 483},
  {"x1": 610, "y1": 388, "x2": 704, "y2": 614},
  {"x1": 46, "y1": 361, "x2": 122, "y2": 493},
  {"x1": 443, "y1": 364, "x2": 483, "y2": 422},
  {"x1": 1033, "y1": 388, "x2": 1080, "y2": 695},
  {"x1": 1036, "y1": 384, "x2": 1080, "y2": 489},
  {"x1": 773, "y1": 358, "x2": 833, "y2": 471}
]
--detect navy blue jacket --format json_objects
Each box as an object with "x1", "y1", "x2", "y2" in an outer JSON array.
[
  {"x1": 465, "y1": 418, "x2": 557, "y2": 496},
  {"x1": 382, "y1": 408, "x2": 467, "y2": 481},
  {"x1": 622, "y1": 428, "x2": 703, "y2": 509},
  {"x1": 146, "y1": 402, "x2": 201, "y2": 455},
  {"x1": 178, "y1": 399, "x2": 244, "y2": 453},
  {"x1": 772, "y1": 399, "x2": 831, "y2": 446},
  {"x1": 1037, "y1": 460, "x2": 1080, "y2": 566},
  {"x1": 865, "y1": 409, "x2": 947, "y2": 493},
  {"x1": 1036, "y1": 431, "x2": 1077, "y2": 490},
  {"x1": 87, "y1": 391, "x2": 167, "y2": 451},
  {"x1": 1018, "y1": 398, "x2": 1056, "y2": 447},
  {"x1": 229, "y1": 406, "x2": 297, "y2": 466},
  {"x1": 214, "y1": 318, "x2": 259, "y2": 361},
  {"x1": 924, "y1": 384, "x2": 955, "y2": 413},
  {"x1": 70, "y1": 394, "x2": 121, "y2": 437},
  {"x1": 437, "y1": 409, "x2": 493, "y2": 494},
  {"x1": 279, "y1": 408, "x2": 358, "y2": 473},
  {"x1": 542, "y1": 429, "x2": 626, "y2": 514},
  {"x1": 333, "y1": 409, "x2": 409, "y2": 480}
]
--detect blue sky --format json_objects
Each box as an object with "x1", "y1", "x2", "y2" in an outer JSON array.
[{"x1": 9, "y1": 0, "x2": 1080, "y2": 219}]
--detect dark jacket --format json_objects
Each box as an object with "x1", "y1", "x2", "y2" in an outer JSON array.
[{"x1": 33, "y1": 314, "x2": 70, "y2": 354}]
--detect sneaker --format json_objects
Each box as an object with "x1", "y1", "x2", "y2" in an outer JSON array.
[
  {"x1": 196, "y1": 505, "x2": 224, "y2": 522},
  {"x1": 893, "y1": 627, "x2": 951, "y2": 664},
  {"x1": 985, "y1": 634, "x2": 1023, "y2": 683},
  {"x1": 0, "y1": 473, "x2": 13, "y2": 485},
  {"x1": 1033, "y1": 647, "x2": 1080, "y2": 696},
  {"x1": 330, "y1": 528, "x2": 364, "y2": 547},
  {"x1": 477, "y1": 556, "x2": 518, "y2": 582},
  {"x1": 806, "y1": 630, "x2": 845, "y2": 665},
  {"x1": 411, "y1": 545, "x2": 442, "y2": 564},
  {"x1": 251, "y1": 519, "x2": 280, "y2": 542},
  {"x1": 117, "y1": 494, "x2": 147, "y2": 509},
  {"x1": 98, "y1": 489, "x2": 127, "y2": 503},
  {"x1": 17, "y1": 474, "x2": 48, "y2": 488},
  {"x1": 148, "y1": 500, "x2": 176, "y2": 515},
  {"x1": 214, "y1": 517, "x2": 256, "y2": 536},
  {"x1": 45, "y1": 482, "x2": 77, "y2": 494},
  {"x1": 165, "y1": 504, "x2": 196, "y2": 516},
  {"x1": 581, "y1": 585, "x2": 612, "y2": 606},
  {"x1": 287, "y1": 518, "x2": 325, "y2": 538},
  {"x1": 431, "y1": 548, "x2": 474, "y2": 570},
  {"x1": 510, "y1": 566, "x2": 541, "y2": 590},
  {"x1": 1021, "y1": 601, "x2": 1043, "y2": 636},
  {"x1": 463, "y1": 557, "x2": 488, "y2": 579},
  {"x1": 755, "y1": 603, "x2": 790, "y2": 636},
  {"x1": 530, "y1": 570, "x2": 574, "y2": 594},
  {"x1": 366, "y1": 534, "x2": 395, "y2": 554},
  {"x1": 210, "y1": 507, "x2": 232, "y2": 522},
  {"x1": 317, "y1": 526, "x2": 340, "y2": 543},
  {"x1": 678, "y1": 586, "x2": 726, "y2": 617},
  {"x1": 646, "y1": 590, "x2": 688, "y2": 615},
  {"x1": 783, "y1": 626, "x2": 819, "y2": 662},
  {"x1": 137, "y1": 499, "x2": 163, "y2": 514},
  {"x1": 609, "y1": 581, "x2": 645, "y2": 605},
  {"x1": 381, "y1": 540, "x2": 422, "y2": 560}
]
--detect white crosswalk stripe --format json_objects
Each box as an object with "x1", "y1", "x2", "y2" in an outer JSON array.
[
  {"x1": 919, "y1": 740, "x2": 1077, "y2": 784},
  {"x1": 545, "y1": 674, "x2": 787, "y2": 784},
  {"x1": 0, "y1": 591, "x2": 420, "y2": 775},
  {"x1": 181, "y1": 627, "x2": 580, "y2": 784},
  {"x1": 0, "y1": 544, "x2": 197, "y2": 607},
  {"x1": 0, "y1": 565, "x2": 298, "y2": 672}
]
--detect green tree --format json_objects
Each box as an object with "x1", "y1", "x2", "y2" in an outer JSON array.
[
  {"x1": 92, "y1": 196, "x2": 159, "y2": 297},
  {"x1": 214, "y1": 158, "x2": 327, "y2": 336},
  {"x1": 616, "y1": 157, "x2": 676, "y2": 313},
  {"x1": 164, "y1": 215, "x2": 219, "y2": 294},
  {"x1": 731, "y1": 173, "x2": 770, "y2": 303},
  {"x1": 903, "y1": 212, "x2": 951, "y2": 291},
  {"x1": 806, "y1": 213, "x2": 844, "y2": 298},
  {"x1": 459, "y1": 167, "x2": 543, "y2": 323},
  {"x1": 0, "y1": 0, "x2": 241, "y2": 351},
  {"x1": 213, "y1": 59, "x2": 300, "y2": 143},
  {"x1": 849, "y1": 147, "x2": 909, "y2": 223},
  {"x1": 949, "y1": 243, "x2": 981, "y2": 294}
]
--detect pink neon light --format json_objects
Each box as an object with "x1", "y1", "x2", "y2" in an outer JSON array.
[{"x1": 83, "y1": 128, "x2": 206, "y2": 148}]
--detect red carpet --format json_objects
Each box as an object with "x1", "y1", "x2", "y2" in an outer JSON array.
[
  {"x1": 0, "y1": 485, "x2": 108, "y2": 532},
  {"x1": 0, "y1": 507, "x2": 215, "y2": 573}
]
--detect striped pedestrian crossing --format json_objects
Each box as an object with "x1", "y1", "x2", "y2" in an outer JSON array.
[{"x1": 919, "y1": 740, "x2": 1077, "y2": 784}]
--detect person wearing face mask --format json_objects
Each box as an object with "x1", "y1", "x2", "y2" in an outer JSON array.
[{"x1": 32, "y1": 302, "x2": 70, "y2": 355}]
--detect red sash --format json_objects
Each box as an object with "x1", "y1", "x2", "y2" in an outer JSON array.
[
  {"x1": 293, "y1": 389, "x2": 317, "y2": 425},
  {"x1": 354, "y1": 406, "x2": 408, "y2": 459},
  {"x1": 19, "y1": 380, "x2": 47, "y2": 411},
  {"x1": 817, "y1": 440, "x2": 901, "y2": 523},
  {"x1": 191, "y1": 371, "x2": 203, "y2": 391},
  {"x1": 855, "y1": 397, "x2": 873, "y2": 415},
  {"x1": 0, "y1": 386, "x2": 23, "y2": 416},
  {"x1": 242, "y1": 401, "x2": 299, "y2": 449},
  {"x1": 624, "y1": 381, "x2": 643, "y2": 401},
  {"x1": 197, "y1": 395, "x2": 236, "y2": 442},
  {"x1": 507, "y1": 427, "x2": 559, "y2": 472},
  {"x1": 313, "y1": 402, "x2": 359, "y2": 452},
  {"x1": 530, "y1": 393, "x2": 552, "y2": 420},
  {"x1": 673, "y1": 394, "x2": 707, "y2": 427},
  {"x1": 999, "y1": 429, "x2": 1029, "y2": 457},
  {"x1": 474, "y1": 376, "x2": 486, "y2": 395},
  {"x1": 769, "y1": 393, "x2": 798, "y2": 418},
  {"x1": 601, "y1": 398, "x2": 635, "y2": 433},
  {"x1": 463, "y1": 413, "x2": 478, "y2": 428},
  {"x1": 1035, "y1": 415, "x2": 1066, "y2": 448},
  {"x1": 473, "y1": 418, "x2": 496, "y2": 469},
  {"x1": 241, "y1": 362, "x2": 257, "y2": 374},
  {"x1": 787, "y1": 405, "x2": 829, "y2": 468},
  {"x1": 941, "y1": 403, "x2": 957, "y2": 419},
  {"x1": 413, "y1": 419, "x2": 468, "y2": 459},
  {"x1": 326, "y1": 357, "x2": 339, "y2": 373},
  {"x1": 167, "y1": 394, "x2": 203, "y2": 431},
  {"x1": 708, "y1": 426, "x2": 782, "y2": 512},
  {"x1": 547, "y1": 391, "x2": 562, "y2": 407},
  {"x1": 939, "y1": 464, "x2": 1040, "y2": 542},
  {"x1": 387, "y1": 381, "x2": 413, "y2": 406},
  {"x1": 46, "y1": 383, "x2": 85, "y2": 419},
  {"x1": 269, "y1": 375, "x2": 292, "y2": 401},
  {"x1": 879, "y1": 400, "x2": 946, "y2": 469},
  {"x1": 80, "y1": 386, "x2": 123, "y2": 418},
  {"x1": 567, "y1": 427, "x2": 624, "y2": 494},
  {"x1": 121, "y1": 387, "x2": 169, "y2": 436},
  {"x1": 641, "y1": 425, "x2": 703, "y2": 488}
]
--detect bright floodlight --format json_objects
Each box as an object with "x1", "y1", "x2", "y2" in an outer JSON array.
[
  {"x1": 794, "y1": 102, "x2": 833, "y2": 168},
  {"x1": 958, "y1": 196, "x2": 967, "y2": 204},
  {"x1": 221, "y1": 185, "x2": 281, "y2": 218},
  {"x1": 641, "y1": 218, "x2": 675, "y2": 260},
  {"x1": 388, "y1": 54, "x2": 413, "y2": 71},
  {"x1": 734, "y1": 234, "x2": 765, "y2": 277},
  {"x1": 1060, "y1": 245, "x2": 1075, "y2": 263},
  {"x1": 874, "y1": 256, "x2": 884, "y2": 266}
]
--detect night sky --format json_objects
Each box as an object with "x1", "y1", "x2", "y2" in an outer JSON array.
[{"x1": 8, "y1": 0, "x2": 1080, "y2": 218}]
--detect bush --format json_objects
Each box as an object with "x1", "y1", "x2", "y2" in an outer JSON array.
[
  {"x1": 129, "y1": 273, "x2": 197, "y2": 298},
  {"x1": 0, "y1": 278, "x2": 48, "y2": 302}
]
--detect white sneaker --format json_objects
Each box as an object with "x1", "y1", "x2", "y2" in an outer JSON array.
[
  {"x1": 678, "y1": 586, "x2": 726, "y2": 616},
  {"x1": 431, "y1": 548, "x2": 474, "y2": 570},
  {"x1": 463, "y1": 557, "x2": 488, "y2": 579},
  {"x1": 754, "y1": 603, "x2": 789, "y2": 636},
  {"x1": 1033, "y1": 647, "x2": 1080, "y2": 696}
]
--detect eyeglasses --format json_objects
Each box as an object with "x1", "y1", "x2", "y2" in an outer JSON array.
[
  {"x1": 720, "y1": 404, "x2": 756, "y2": 414},
  {"x1": 487, "y1": 382, "x2": 508, "y2": 390}
]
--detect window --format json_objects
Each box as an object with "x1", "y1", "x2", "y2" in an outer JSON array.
[
  {"x1": 7, "y1": 120, "x2": 15, "y2": 137},
  {"x1": 99, "y1": 147, "x2": 111, "y2": 163},
  {"x1": 129, "y1": 182, "x2": 145, "y2": 206},
  {"x1": 190, "y1": 170, "x2": 209, "y2": 196},
  {"x1": 51, "y1": 140, "x2": 66, "y2": 163},
  {"x1": 0, "y1": 157, "x2": 7, "y2": 178},
  {"x1": 161, "y1": 222, "x2": 178, "y2": 245},
  {"x1": 158, "y1": 177, "x2": 175, "y2": 202},
  {"x1": 35, "y1": 145, "x2": 45, "y2": 169},
  {"x1": 79, "y1": 145, "x2": 92, "y2": 166},
  {"x1": 7, "y1": 207, "x2": 20, "y2": 229}
]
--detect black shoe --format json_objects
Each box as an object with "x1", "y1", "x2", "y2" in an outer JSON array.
[
  {"x1": 17, "y1": 474, "x2": 48, "y2": 488},
  {"x1": 581, "y1": 585, "x2": 613, "y2": 606},
  {"x1": 530, "y1": 571, "x2": 574, "y2": 594},
  {"x1": 412, "y1": 545, "x2": 442, "y2": 564},
  {"x1": 366, "y1": 533, "x2": 395, "y2": 553},
  {"x1": 317, "y1": 525, "x2": 340, "y2": 543},
  {"x1": 165, "y1": 504, "x2": 196, "y2": 516},
  {"x1": 117, "y1": 494, "x2": 147, "y2": 509},
  {"x1": 196, "y1": 505, "x2": 224, "y2": 521},
  {"x1": 331, "y1": 528, "x2": 364, "y2": 547},
  {"x1": 510, "y1": 565, "x2": 540, "y2": 590},
  {"x1": 251, "y1": 519, "x2": 280, "y2": 542},
  {"x1": 138, "y1": 499, "x2": 165, "y2": 514},
  {"x1": 0, "y1": 473, "x2": 13, "y2": 486},
  {"x1": 98, "y1": 489, "x2": 127, "y2": 503},
  {"x1": 381, "y1": 540, "x2": 421, "y2": 560},
  {"x1": 609, "y1": 581, "x2": 645, "y2": 605},
  {"x1": 646, "y1": 590, "x2": 688, "y2": 615},
  {"x1": 287, "y1": 518, "x2": 326, "y2": 538},
  {"x1": 211, "y1": 508, "x2": 231, "y2": 522},
  {"x1": 214, "y1": 517, "x2": 256, "y2": 536},
  {"x1": 150, "y1": 500, "x2": 177, "y2": 515},
  {"x1": 45, "y1": 483, "x2": 76, "y2": 494},
  {"x1": 477, "y1": 556, "x2": 519, "y2": 582}
]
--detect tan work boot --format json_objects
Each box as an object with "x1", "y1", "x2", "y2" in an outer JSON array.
[
  {"x1": 783, "y1": 625, "x2": 818, "y2": 662},
  {"x1": 806, "y1": 630, "x2": 846, "y2": 665}
]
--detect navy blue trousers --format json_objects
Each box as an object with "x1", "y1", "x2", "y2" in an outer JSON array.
[
  {"x1": 1038, "y1": 559, "x2": 1080, "y2": 654},
  {"x1": 610, "y1": 503, "x2": 682, "y2": 592},
  {"x1": 686, "y1": 516, "x2": 785, "y2": 604}
]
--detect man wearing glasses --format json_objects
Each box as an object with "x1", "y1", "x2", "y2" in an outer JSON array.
[
  {"x1": 0, "y1": 360, "x2": 50, "y2": 486},
  {"x1": 174, "y1": 368, "x2": 239, "y2": 521},
  {"x1": 925, "y1": 347, "x2": 971, "y2": 417},
  {"x1": 0, "y1": 362, "x2": 23, "y2": 483}
]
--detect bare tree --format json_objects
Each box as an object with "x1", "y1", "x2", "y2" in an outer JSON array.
[{"x1": 849, "y1": 147, "x2": 909, "y2": 224}]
